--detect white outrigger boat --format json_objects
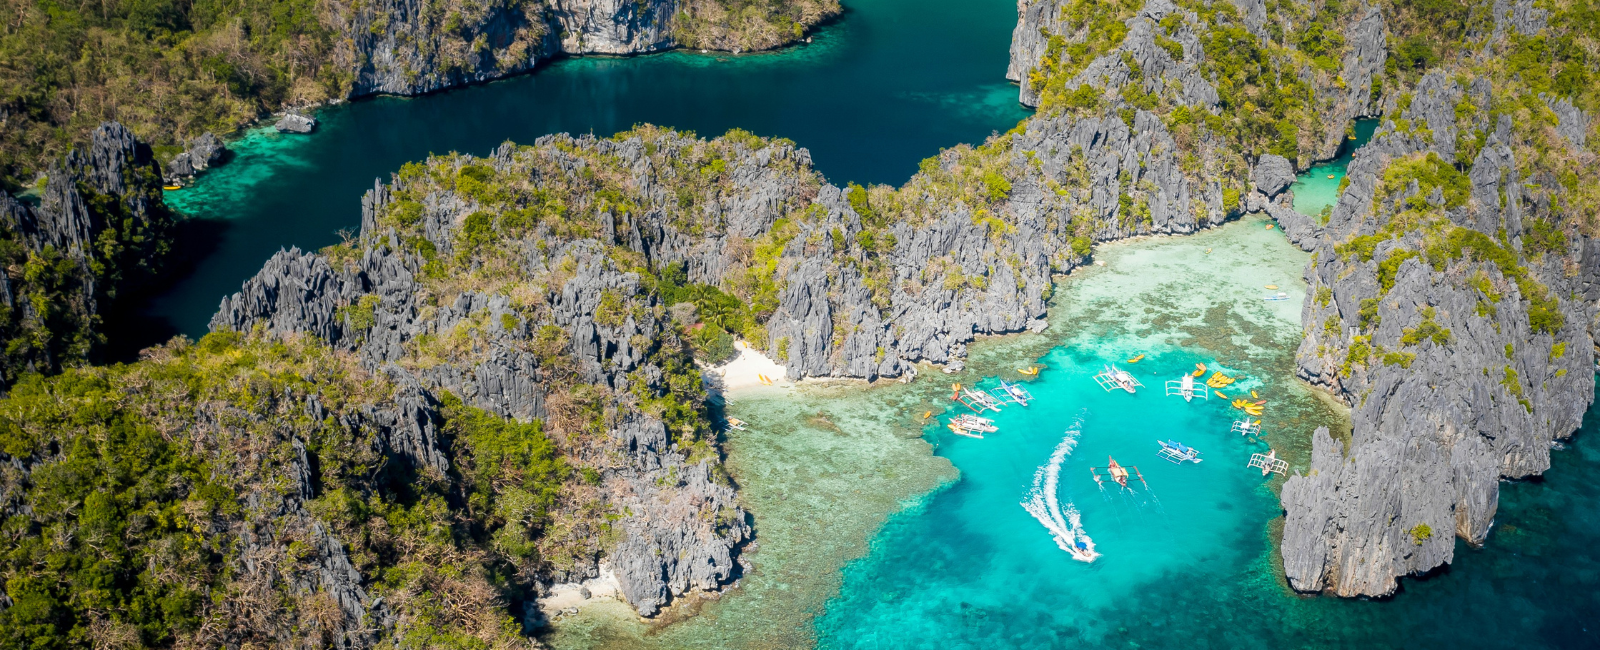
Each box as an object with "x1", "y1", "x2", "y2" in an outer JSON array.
[
  {"x1": 1232, "y1": 419, "x2": 1262, "y2": 436},
  {"x1": 1163, "y1": 374, "x2": 1208, "y2": 402},
  {"x1": 951, "y1": 414, "x2": 998, "y2": 433},
  {"x1": 1263, "y1": 291, "x2": 1290, "y2": 301},
  {"x1": 726, "y1": 417, "x2": 748, "y2": 431},
  {"x1": 1156, "y1": 439, "x2": 1203, "y2": 464},
  {"x1": 1248, "y1": 448, "x2": 1289, "y2": 476},
  {"x1": 961, "y1": 387, "x2": 1004, "y2": 413},
  {"x1": 989, "y1": 380, "x2": 1033, "y2": 406},
  {"x1": 1092, "y1": 364, "x2": 1142, "y2": 394}
]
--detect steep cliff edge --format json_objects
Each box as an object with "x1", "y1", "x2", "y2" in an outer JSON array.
[
  {"x1": 1278, "y1": 0, "x2": 1600, "y2": 596},
  {"x1": 0, "y1": 122, "x2": 174, "y2": 386}
]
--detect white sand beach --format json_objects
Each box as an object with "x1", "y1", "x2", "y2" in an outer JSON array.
[{"x1": 707, "y1": 341, "x2": 789, "y2": 395}]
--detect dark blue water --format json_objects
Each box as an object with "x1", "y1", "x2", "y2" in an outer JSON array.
[{"x1": 144, "y1": 0, "x2": 1029, "y2": 343}]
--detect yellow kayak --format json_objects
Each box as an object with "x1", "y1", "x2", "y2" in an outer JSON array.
[
  {"x1": 1266, "y1": 224, "x2": 1275, "y2": 230},
  {"x1": 1244, "y1": 406, "x2": 1264, "y2": 416},
  {"x1": 1231, "y1": 398, "x2": 1250, "y2": 409},
  {"x1": 162, "y1": 184, "x2": 182, "y2": 191},
  {"x1": 1018, "y1": 367, "x2": 1039, "y2": 376},
  {"x1": 921, "y1": 411, "x2": 932, "y2": 420},
  {"x1": 1251, "y1": 390, "x2": 1259, "y2": 398},
  {"x1": 1215, "y1": 391, "x2": 1228, "y2": 399},
  {"x1": 1264, "y1": 285, "x2": 1278, "y2": 290},
  {"x1": 1127, "y1": 354, "x2": 1145, "y2": 363}
]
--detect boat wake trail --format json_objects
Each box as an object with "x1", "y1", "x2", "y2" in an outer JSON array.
[{"x1": 1022, "y1": 416, "x2": 1100, "y2": 562}]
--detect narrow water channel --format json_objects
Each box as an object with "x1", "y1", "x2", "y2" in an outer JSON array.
[{"x1": 131, "y1": 0, "x2": 1029, "y2": 350}]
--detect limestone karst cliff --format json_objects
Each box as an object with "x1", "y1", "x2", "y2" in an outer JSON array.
[
  {"x1": 0, "y1": 122, "x2": 174, "y2": 385},
  {"x1": 1278, "y1": 62, "x2": 1598, "y2": 595},
  {"x1": 1008, "y1": 0, "x2": 1599, "y2": 598}
]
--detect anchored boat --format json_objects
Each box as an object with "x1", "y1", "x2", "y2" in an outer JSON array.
[
  {"x1": 1093, "y1": 364, "x2": 1141, "y2": 393},
  {"x1": 951, "y1": 414, "x2": 997, "y2": 433},
  {"x1": 1248, "y1": 449, "x2": 1288, "y2": 476},
  {"x1": 1156, "y1": 439, "x2": 1203, "y2": 464},
  {"x1": 1164, "y1": 374, "x2": 1208, "y2": 402},
  {"x1": 989, "y1": 380, "x2": 1034, "y2": 406},
  {"x1": 948, "y1": 423, "x2": 984, "y2": 439}
]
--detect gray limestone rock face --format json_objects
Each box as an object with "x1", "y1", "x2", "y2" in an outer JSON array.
[
  {"x1": 1282, "y1": 85, "x2": 1597, "y2": 596},
  {"x1": 1252, "y1": 154, "x2": 1295, "y2": 197},
  {"x1": 1493, "y1": 0, "x2": 1549, "y2": 38},
  {"x1": 276, "y1": 113, "x2": 318, "y2": 133},
  {"x1": 188, "y1": 132, "x2": 227, "y2": 169},
  {"x1": 1310, "y1": 5, "x2": 1386, "y2": 160},
  {"x1": 0, "y1": 122, "x2": 171, "y2": 384},
  {"x1": 1007, "y1": 0, "x2": 1069, "y2": 106},
  {"x1": 1546, "y1": 96, "x2": 1589, "y2": 149}
]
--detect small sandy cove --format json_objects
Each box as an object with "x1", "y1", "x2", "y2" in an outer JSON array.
[
  {"x1": 706, "y1": 341, "x2": 788, "y2": 395},
  {"x1": 540, "y1": 567, "x2": 623, "y2": 616}
]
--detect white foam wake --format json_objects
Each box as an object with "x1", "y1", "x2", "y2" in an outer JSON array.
[{"x1": 1021, "y1": 419, "x2": 1100, "y2": 562}]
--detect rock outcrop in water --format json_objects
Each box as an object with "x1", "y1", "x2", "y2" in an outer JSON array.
[
  {"x1": 0, "y1": 122, "x2": 172, "y2": 385},
  {"x1": 165, "y1": 132, "x2": 228, "y2": 180}
]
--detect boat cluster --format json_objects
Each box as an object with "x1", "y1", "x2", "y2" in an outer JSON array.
[
  {"x1": 944, "y1": 380, "x2": 1035, "y2": 438},
  {"x1": 1094, "y1": 354, "x2": 1290, "y2": 479}
]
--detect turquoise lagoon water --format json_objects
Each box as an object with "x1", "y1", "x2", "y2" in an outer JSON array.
[
  {"x1": 543, "y1": 218, "x2": 1599, "y2": 649},
  {"x1": 131, "y1": 0, "x2": 1029, "y2": 350},
  {"x1": 1289, "y1": 118, "x2": 1381, "y2": 216},
  {"x1": 811, "y1": 219, "x2": 1600, "y2": 648}
]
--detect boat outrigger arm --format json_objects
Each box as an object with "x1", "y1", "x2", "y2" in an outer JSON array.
[
  {"x1": 1090, "y1": 456, "x2": 1148, "y2": 490},
  {"x1": 957, "y1": 388, "x2": 1003, "y2": 413},
  {"x1": 1092, "y1": 364, "x2": 1142, "y2": 393},
  {"x1": 989, "y1": 380, "x2": 1034, "y2": 406},
  {"x1": 1156, "y1": 439, "x2": 1203, "y2": 464},
  {"x1": 1164, "y1": 375, "x2": 1209, "y2": 401},
  {"x1": 1248, "y1": 449, "x2": 1289, "y2": 476}
]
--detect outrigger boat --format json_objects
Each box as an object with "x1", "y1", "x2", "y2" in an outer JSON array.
[
  {"x1": 1092, "y1": 364, "x2": 1142, "y2": 394},
  {"x1": 947, "y1": 423, "x2": 984, "y2": 439},
  {"x1": 1263, "y1": 291, "x2": 1289, "y2": 301},
  {"x1": 1248, "y1": 449, "x2": 1289, "y2": 476},
  {"x1": 1164, "y1": 374, "x2": 1209, "y2": 402},
  {"x1": 1156, "y1": 439, "x2": 1203, "y2": 464},
  {"x1": 1232, "y1": 419, "x2": 1262, "y2": 436},
  {"x1": 726, "y1": 417, "x2": 748, "y2": 431},
  {"x1": 1091, "y1": 456, "x2": 1148, "y2": 489},
  {"x1": 953, "y1": 385, "x2": 1003, "y2": 413},
  {"x1": 989, "y1": 380, "x2": 1034, "y2": 406},
  {"x1": 951, "y1": 414, "x2": 998, "y2": 432}
]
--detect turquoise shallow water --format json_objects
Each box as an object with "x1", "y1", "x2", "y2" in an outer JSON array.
[
  {"x1": 130, "y1": 0, "x2": 1028, "y2": 348},
  {"x1": 812, "y1": 220, "x2": 1600, "y2": 648},
  {"x1": 1290, "y1": 118, "x2": 1380, "y2": 217}
]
